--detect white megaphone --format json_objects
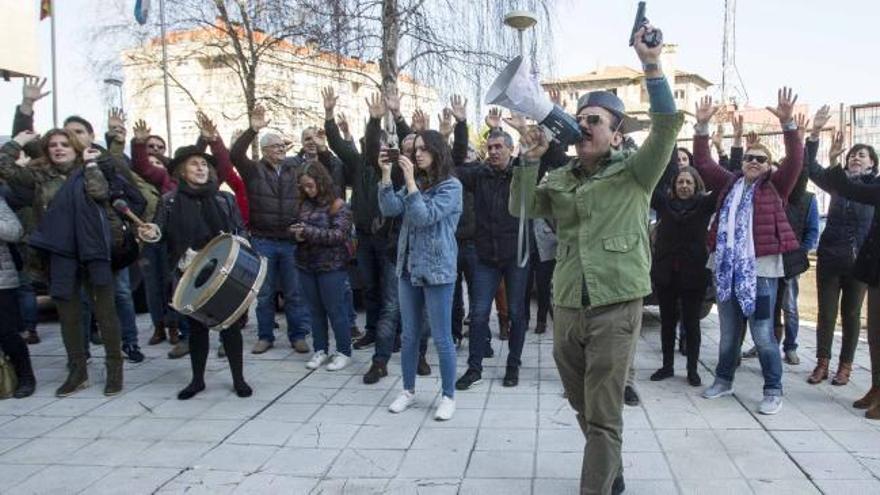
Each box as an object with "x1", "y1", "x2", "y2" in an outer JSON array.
[{"x1": 486, "y1": 56, "x2": 582, "y2": 145}]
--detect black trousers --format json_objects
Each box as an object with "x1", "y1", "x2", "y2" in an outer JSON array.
[
  {"x1": 186, "y1": 317, "x2": 245, "y2": 387},
  {"x1": 656, "y1": 279, "x2": 703, "y2": 372},
  {"x1": 524, "y1": 251, "x2": 555, "y2": 325},
  {"x1": 815, "y1": 263, "x2": 867, "y2": 363},
  {"x1": 0, "y1": 288, "x2": 34, "y2": 381}
]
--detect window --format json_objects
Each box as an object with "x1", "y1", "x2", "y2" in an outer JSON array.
[{"x1": 674, "y1": 89, "x2": 686, "y2": 99}]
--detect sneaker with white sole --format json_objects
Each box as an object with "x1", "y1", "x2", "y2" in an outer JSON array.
[
  {"x1": 388, "y1": 390, "x2": 416, "y2": 413},
  {"x1": 306, "y1": 350, "x2": 329, "y2": 370},
  {"x1": 434, "y1": 395, "x2": 456, "y2": 421},
  {"x1": 702, "y1": 381, "x2": 734, "y2": 399},
  {"x1": 325, "y1": 354, "x2": 350, "y2": 371},
  {"x1": 758, "y1": 395, "x2": 783, "y2": 415}
]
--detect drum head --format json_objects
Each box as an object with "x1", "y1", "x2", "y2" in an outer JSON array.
[{"x1": 172, "y1": 234, "x2": 237, "y2": 316}]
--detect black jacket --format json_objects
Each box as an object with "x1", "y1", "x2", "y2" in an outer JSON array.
[
  {"x1": 823, "y1": 166, "x2": 880, "y2": 287},
  {"x1": 807, "y1": 139, "x2": 874, "y2": 274},
  {"x1": 325, "y1": 117, "x2": 383, "y2": 235},
  {"x1": 29, "y1": 167, "x2": 114, "y2": 300},
  {"x1": 650, "y1": 191, "x2": 716, "y2": 290},
  {"x1": 155, "y1": 190, "x2": 245, "y2": 270}
]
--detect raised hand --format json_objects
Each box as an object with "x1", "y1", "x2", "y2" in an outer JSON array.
[
  {"x1": 503, "y1": 114, "x2": 528, "y2": 136},
  {"x1": 13, "y1": 130, "x2": 40, "y2": 147},
  {"x1": 711, "y1": 124, "x2": 723, "y2": 153},
  {"x1": 632, "y1": 25, "x2": 663, "y2": 70},
  {"x1": 829, "y1": 130, "x2": 845, "y2": 164},
  {"x1": 731, "y1": 113, "x2": 744, "y2": 147},
  {"x1": 384, "y1": 88, "x2": 401, "y2": 118},
  {"x1": 485, "y1": 107, "x2": 503, "y2": 129},
  {"x1": 196, "y1": 110, "x2": 218, "y2": 141},
  {"x1": 314, "y1": 129, "x2": 328, "y2": 152},
  {"x1": 21, "y1": 77, "x2": 50, "y2": 115},
  {"x1": 366, "y1": 93, "x2": 386, "y2": 120},
  {"x1": 321, "y1": 86, "x2": 337, "y2": 117},
  {"x1": 250, "y1": 104, "x2": 270, "y2": 131},
  {"x1": 450, "y1": 95, "x2": 467, "y2": 123},
  {"x1": 794, "y1": 113, "x2": 810, "y2": 142},
  {"x1": 337, "y1": 113, "x2": 351, "y2": 138},
  {"x1": 133, "y1": 119, "x2": 151, "y2": 142},
  {"x1": 411, "y1": 109, "x2": 428, "y2": 133},
  {"x1": 520, "y1": 125, "x2": 549, "y2": 160},
  {"x1": 548, "y1": 88, "x2": 561, "y2": 106},
  {"x1": 811, "y1": 104, "x2": 832, "y2": 139},
  {"x1": 107, "y1": 107, "x2": 127, "y2": 143},
  {"x1": 766, "y1": 86, "x2": 798, "y2": 126},
  {"x1": 438, "y1": 108, "x2": 453, "y2": 138},
  {"x1": 695, "y1": 96, "x2": 719, "y2": 127},
  {"x1": 745, "y1": 131, "x2": 761, "y2": 148}
]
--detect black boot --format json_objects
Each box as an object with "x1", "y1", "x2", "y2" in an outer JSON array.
[
  {"x1": 221, "y1": 328, "x2": 251, "y2": 398},
  {"x1": 104, "y1": 359, "x2": 123, "y2": 396},
  {"x1": 56, "y1": 358, "x2": 88, "y2": 397}
]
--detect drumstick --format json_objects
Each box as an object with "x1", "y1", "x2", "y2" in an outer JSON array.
[{"x1": 112, "y1": 199, "x2": 147, "y2": 227}]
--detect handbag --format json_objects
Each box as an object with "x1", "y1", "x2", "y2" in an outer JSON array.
[{"x1": 0, "y1": 352, "x2": 17, "y2": 399}]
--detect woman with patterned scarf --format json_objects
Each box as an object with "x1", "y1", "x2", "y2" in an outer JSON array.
[{"x1": 691, "y1": 90, "x2": 804, "y2": 415}]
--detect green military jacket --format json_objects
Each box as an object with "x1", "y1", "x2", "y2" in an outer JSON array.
[{"x1": 509, "y1": 112, "x2": 684, "y2": 309}]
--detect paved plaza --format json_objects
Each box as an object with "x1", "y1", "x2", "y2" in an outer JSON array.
[{"x1": 1, "y1": 306, "x2": 880, "y2": 494}]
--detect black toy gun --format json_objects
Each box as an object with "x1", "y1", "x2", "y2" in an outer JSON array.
[{"x1": 629, "y1": 1, "x2": 663, "y2": 48}]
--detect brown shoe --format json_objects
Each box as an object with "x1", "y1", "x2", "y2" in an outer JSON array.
[
  {"x1": 831, "y1": 362, "x2": 852, "y2": 386},
  {"x1": 292, "y1": 339, "x2": 310, "y2": 354},
  {"x1": 23, "y1": 329, "x2": 41, "y2": 345},
  {"x1": 867, "y1": 403, "x2": 880, "y2": 420},
  {"x1": 853, "y1": 386, "x2": 880, "y2": 409},
  {"x1": 148, "y1": 324, "x2": 167, "y2": 345},
  {"x1": 807, "y1": 357, "x2": 829, "y2": 384},
  {"x1": 252, "y1": 339, "x2": 274, "y2": 354},
  {"x1": 168, "y1": 326, "x2": 180, "y2": 345},
  {"x1": 499, "y1": 319, "x2": 510, "y2": 341}
]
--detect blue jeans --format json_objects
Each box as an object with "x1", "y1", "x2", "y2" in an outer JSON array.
[
  {"x1": 253, "y1": 238, "x2": 311, "y2": 343},
  {"x1": 346, "y1": 279, "x2": 357, "y2": 328},
  {"x1": 374, "y1": 260, "x2": 429, "y2": 364},
  {"x1": 398, "y1": 277, "x2": 456, "y2": 398},
  {"x1": 468, "y1": 259, "x2": 529, "y2": 372},
  {"x1": 16, "y1": 271, "x2": 37, "y2": 332},
  {"x1": 774, "y1": 276, "x2": 799, "y2": 352},
  {"x1": 355, "y1": 233, "x2": 386, "y2": 337},
  {"x1": 453, "y1": 241, "x2": 477, "y2": 340},
  {"x1": 114, "y1": 268, "x2": 140, "y2": 347},
  {"x1": 298, "y1": 268, "x2": 352, "y2": 356},
  {"x1": 140, "y1": 241, "x2": 168, "y2": 328},
  {"x1": 715, "y1": 276, "x2": 782, "y2": 396}
]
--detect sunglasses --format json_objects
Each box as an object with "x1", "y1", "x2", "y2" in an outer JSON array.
[
  {"x1": 743, "y1": 154, "x2": 769, "y2": 164},
  {"x1": 575, "y1": 114, "x2": 602, "y2": 126}
]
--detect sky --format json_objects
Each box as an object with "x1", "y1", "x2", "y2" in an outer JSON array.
[{"x1": 1, "y1": 0, "x2": 877, "y2": 137}]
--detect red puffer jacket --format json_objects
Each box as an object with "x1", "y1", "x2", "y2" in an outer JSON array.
[{"x1": 693, "y1": 130, "x2": 803, "y2": 257}]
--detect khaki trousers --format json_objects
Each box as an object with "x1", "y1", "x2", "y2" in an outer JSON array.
[{"x1": 553, "y1": 299, "x2": 642, "y2": 495}]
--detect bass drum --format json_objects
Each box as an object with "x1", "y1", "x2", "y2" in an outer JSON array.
[{"x1": 172, "y1": 234, "x2": 267, "y2": 330}]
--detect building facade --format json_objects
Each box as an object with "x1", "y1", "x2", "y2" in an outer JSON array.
[{"x1": 121, "y1": 26, "x2": 438, "y2": 152}]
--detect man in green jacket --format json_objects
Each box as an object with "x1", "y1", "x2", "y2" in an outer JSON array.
[{"x1": 509, "y1": 26, "x2": 683, "y2": 495}]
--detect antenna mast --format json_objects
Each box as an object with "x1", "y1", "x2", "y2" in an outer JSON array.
[{"x1": 721, "y1": 0, "x2": 747, "y2": 108}]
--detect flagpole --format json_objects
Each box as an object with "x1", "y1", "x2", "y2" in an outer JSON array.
[
  {"x1": 50, "y1": 1, "x2": 58, "y2": 127},
  {"x1": 159, "y1": 0, "x2": 172, "y2": 150}
]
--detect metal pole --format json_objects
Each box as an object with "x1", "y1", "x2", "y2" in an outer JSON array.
[
  {"x1": 159, "y1": 0, "x2": 172, "y2": 151},
  {"x1": 50, "y1": 4, "x2": 58, "y2": 127}
]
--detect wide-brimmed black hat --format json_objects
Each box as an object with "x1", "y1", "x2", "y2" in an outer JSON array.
[
  {"x1": 576, "y1": 91, "x2": 646, "y2": 134},
  {"x1": 168, "y1": 145, "x2": 217, "y2": 172}
]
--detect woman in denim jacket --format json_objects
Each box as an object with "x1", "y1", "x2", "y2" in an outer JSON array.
[{"x1": 378, "y1": 130, "x2": 462, "y2": 421}]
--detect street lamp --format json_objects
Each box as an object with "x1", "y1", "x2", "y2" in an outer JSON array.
[
  {"x1": 503, "y1": 10, "x2": 538, "y2": 58},
  {"x1": 104, "y1": 78, "x2": 124, "y2": 112}
]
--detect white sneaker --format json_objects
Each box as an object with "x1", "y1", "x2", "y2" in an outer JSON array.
[
  {"x1": 325, "y1": 353, "x2": 350, "y2": 371},
  {"x1": 434, "y1": 396, "x2": 456, "y2": 421},
  {"x1": 758, "y1": 395, "x2": 783, "y2": 415},
  {"x1": 388, "y1": 390, "x2": 416, "y2": 413},
  {"x1": 306, "y1": 350, "x2": 329, "y2": 370}
]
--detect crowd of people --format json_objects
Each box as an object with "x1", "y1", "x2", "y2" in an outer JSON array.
[{"x1": 1, "y1": 24, "x2": 879, "y2": 495}]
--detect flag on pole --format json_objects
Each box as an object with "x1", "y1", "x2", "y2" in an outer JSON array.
[
  {"x1": 134, "y1": 0, "x2": 151, "y2": 25},
  {"x1": 40, "y1": 0, "x2": 51, "y2": 20}
]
